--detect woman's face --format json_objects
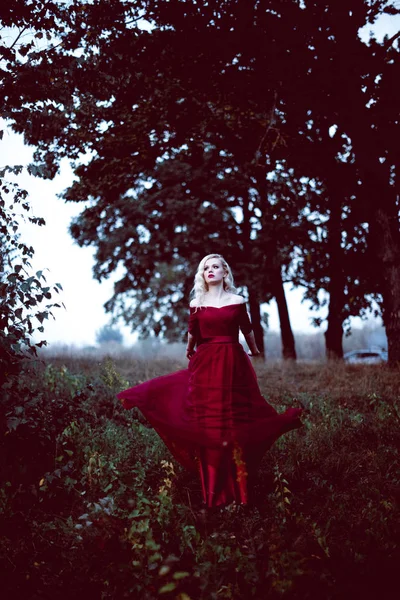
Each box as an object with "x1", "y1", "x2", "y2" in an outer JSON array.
[{"x1": 203, "y1": 258, "x2": 226, "y2": 286}]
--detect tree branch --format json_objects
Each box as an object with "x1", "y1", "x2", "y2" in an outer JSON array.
[
  {"x1": 10, "y1": 26, "x2": 29, "y2": 50},
  {"x1": 384, "y1": 29, "x2": 400, "y2": 50}
]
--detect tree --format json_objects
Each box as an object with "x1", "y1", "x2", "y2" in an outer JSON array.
[
  {"x1": 274, "y1": 0, "x2": 400, "y2": 360},
  {"x1": 96, "y1": 324, "x2": 123, "y2": 345},
  {"x1": 0, "y1": 164, "x2": 63, "y2": 385},
  {"x1": 2, "y1": 0, "x2": 399, "y2": 361}
]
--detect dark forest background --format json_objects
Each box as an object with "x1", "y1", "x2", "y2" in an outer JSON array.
[
  {"x1": 1, "y1": 0, "x2": 400, "y2": 365},
  {"x1": 0, "y1": 3, "x2": 399, "y2": 600}
]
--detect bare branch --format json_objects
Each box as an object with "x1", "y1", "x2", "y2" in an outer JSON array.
[
  {"x1": 384, "y1": 29, "x2": 400, "y2": 49},
  {"x1": 9, "y1": 26, "x2": 29, "y2": 50},
  {"x1": 254, "y1": 90, "x2": 278, "y2": 165}
]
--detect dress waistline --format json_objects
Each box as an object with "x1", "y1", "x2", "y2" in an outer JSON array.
[{"x1": 198, "y1": 336, "x2": 239, "y2": 345}]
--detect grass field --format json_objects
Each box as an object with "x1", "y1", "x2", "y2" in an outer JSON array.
[{"x1": 1, "y1": 355, "x2": 399, "y2": 599}]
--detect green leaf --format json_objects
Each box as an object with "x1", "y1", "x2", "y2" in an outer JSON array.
[
  {"x1": 173, "y1": 571, "x2": 190, "y2": 580},
  {"x1": 7, "y1": 417, "x2": 21, "y2": 431},
  {"x1": 148, "y1": 552, "x2": 162, "y2": 563},
  {"x1": 64, "y1": 477, "x2": 78, "y2": 489},
  {"x1": 158, "y1": 582, "x2": 177, "y2": 594},
  {"x1": 36, "y1": 311, "x2": 49, "y2": 323}
]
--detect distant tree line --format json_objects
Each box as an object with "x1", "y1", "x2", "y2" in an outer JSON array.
[
  {"x1": 96, "y1": 324, "x2": 123, "y2": 346},
  {"x1": 1, "y1": 0, "x2": 399, "y2": 363}
]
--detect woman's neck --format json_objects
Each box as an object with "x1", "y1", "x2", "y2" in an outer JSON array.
[{"x1": 205, "y1": 284, "x2": 227, "y2": 300}]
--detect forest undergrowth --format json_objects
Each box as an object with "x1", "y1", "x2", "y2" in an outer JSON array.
[{"x1": 1, "y1": 356, "x2": 399, "y2": 600}]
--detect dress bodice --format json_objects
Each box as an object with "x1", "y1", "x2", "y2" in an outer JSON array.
[{"x1": 188, "y1": 303, "x2": 253, "y2": 342}]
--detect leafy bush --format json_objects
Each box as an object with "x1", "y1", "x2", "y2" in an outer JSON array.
[
  {"x1": 0, "y1": 166, "x2": 63, "y2": 384},
  {"x1": 1, "y1": 356, "x2": 398, "y2": 599}
]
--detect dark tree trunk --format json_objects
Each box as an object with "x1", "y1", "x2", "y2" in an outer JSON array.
[
  {"x1": 372, "y1": 200, "x2": 400, "y2": 366},
  {"x1": 357, "y1": 165, "x2": 400, "y2": 365},
  {"x1": 248, "y1": 293, "x2": 265, "y2": 356},
  {"x1": 343, "y1": 111, "x2": 400, "y2": 365},
  {"x1": 240, "y1": 195, "x2": 265, "y2": 358},
  {"x1": 272, "y1": 268, "x2": 297, "y2": 360},
  {"x1": 253, "y1": 165, "x2": 295, "y2": 359},
  {"x1": 325, "y1": 191, "x2": 345, "y2": 360},
  {"x1": 325, "y1": 312, "x2": 344, "y2": 360}
]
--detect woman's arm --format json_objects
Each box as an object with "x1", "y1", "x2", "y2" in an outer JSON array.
[
  {"x1": 186, "y1": 332, "x2": 196, "y2": 359},
  {"x1": 187, "y1": 302, "x2": 198, "y2": 359},
  {"x1": 239, "y1": 303, "x2": 261, "y2": 356},
  {"x1": 244, "y1": 331, "x2": 261, "y2": 356}
]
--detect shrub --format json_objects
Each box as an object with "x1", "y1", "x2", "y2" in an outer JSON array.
[{"x1": 1, "y1": 354, "x2": 399, "y2": 599}]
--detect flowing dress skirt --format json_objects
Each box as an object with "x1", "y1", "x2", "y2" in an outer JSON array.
[{"x1": 118, "y1": 339, "x2": 302, "y2": 507}]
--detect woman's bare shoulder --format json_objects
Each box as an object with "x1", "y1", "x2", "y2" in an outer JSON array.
[{"x1": 230, "y1": 294, "x2": 246, "y2": 305}]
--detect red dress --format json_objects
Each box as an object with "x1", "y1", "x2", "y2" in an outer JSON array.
[{"x1": 117, "y1": 303, "x2": 302, "y2": 507}]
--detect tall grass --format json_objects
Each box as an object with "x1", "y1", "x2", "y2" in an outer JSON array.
[{"x1": 1, "y1": 355, "x2": 398, "y2": 599}]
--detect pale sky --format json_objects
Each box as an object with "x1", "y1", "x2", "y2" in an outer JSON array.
[{"x1": 1, "y1": 11, "x2": 398, "y2": 348}]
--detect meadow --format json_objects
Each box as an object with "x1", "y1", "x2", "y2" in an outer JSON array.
[{"x1": 1, "y1": 354, "x2": 399, "y2": 600}]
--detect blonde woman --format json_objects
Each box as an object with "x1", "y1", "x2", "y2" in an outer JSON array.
[{"x1": 118, "y1": 254, "x2": 302, "y2": 507}]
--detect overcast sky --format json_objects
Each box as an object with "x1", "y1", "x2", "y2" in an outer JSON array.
[{"x1": 1, "y1": 11, "x2": 398, "y2": 348}]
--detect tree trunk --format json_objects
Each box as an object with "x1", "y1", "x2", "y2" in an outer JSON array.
[
  {"x1": 325, "y1": 313, "x2": 344, "y2": 360},
  {"x1": 355, "y1": 163, "x2": 400, "y2": 365},
  {"x1": 372, "y1": 200, "x2": 400, "y2": 365},
  {"x1": 248, "y1": 293, "x2": 265, "y2": 356},
  {"x1": 325, "y1": 190, "x2": 345, "y2": 360},
  {"x1": 272, "y1": 268, "x2": 297, "y2": 360},
  {"x1": 343, "y1": 110, "x2": 400, "y2": 365},
  {"x1": 253, "y1": 165, "x2": 296, "y2": 360}
]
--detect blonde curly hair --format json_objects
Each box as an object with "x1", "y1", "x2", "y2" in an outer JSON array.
[{"x1": 191, "y1": 254, "x2": 237, "y2": 306}]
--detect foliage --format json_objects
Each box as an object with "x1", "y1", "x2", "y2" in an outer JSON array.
[
  {"x1": 0, "y1": 163, "x2": 63, "y2": 383},
  {"x1": 0, "y1": 355, "x2": 399, "y2": 599},
  {"x1": 2, "y1": 0, "x2": 400, "y2": 361}
]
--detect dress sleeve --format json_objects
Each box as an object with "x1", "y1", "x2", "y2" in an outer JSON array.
[
  {"x1": 188, "y1": 307, "x2": 198, "y2": 338},
  {"x1": 239, "y1": 303, "x2": 253, "y2": 335}
]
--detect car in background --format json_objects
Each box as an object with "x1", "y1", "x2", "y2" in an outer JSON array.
[{"x1": 343, "y1": 348, "x2": 388, "y2": 364}]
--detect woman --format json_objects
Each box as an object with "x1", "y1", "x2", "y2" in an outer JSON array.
[{"x1": 118, "y1": 254, "x2": 302, "y2": 507}]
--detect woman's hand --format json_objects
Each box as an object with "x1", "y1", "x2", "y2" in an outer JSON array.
[
  {"x1": 186, "y1": 332, "x2": 196, "y2": 360},
  {"x1": 186, "y1": 348, "x2": 196, "y2": 360},
  {"x1": 244, "y1": 332, "x2": 262, "y2": 358},
  {"x1": 248, "y1": 349, "x2": 262, "y2": 357}
]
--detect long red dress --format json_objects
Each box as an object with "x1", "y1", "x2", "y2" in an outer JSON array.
[{"x1": 117, "y1": 303, "x2": 302, "y2": 507}]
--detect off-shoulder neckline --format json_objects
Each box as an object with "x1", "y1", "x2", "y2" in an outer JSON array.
[{"x1": 190, "y1": 302, "x2": 245, "y2": 310}]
